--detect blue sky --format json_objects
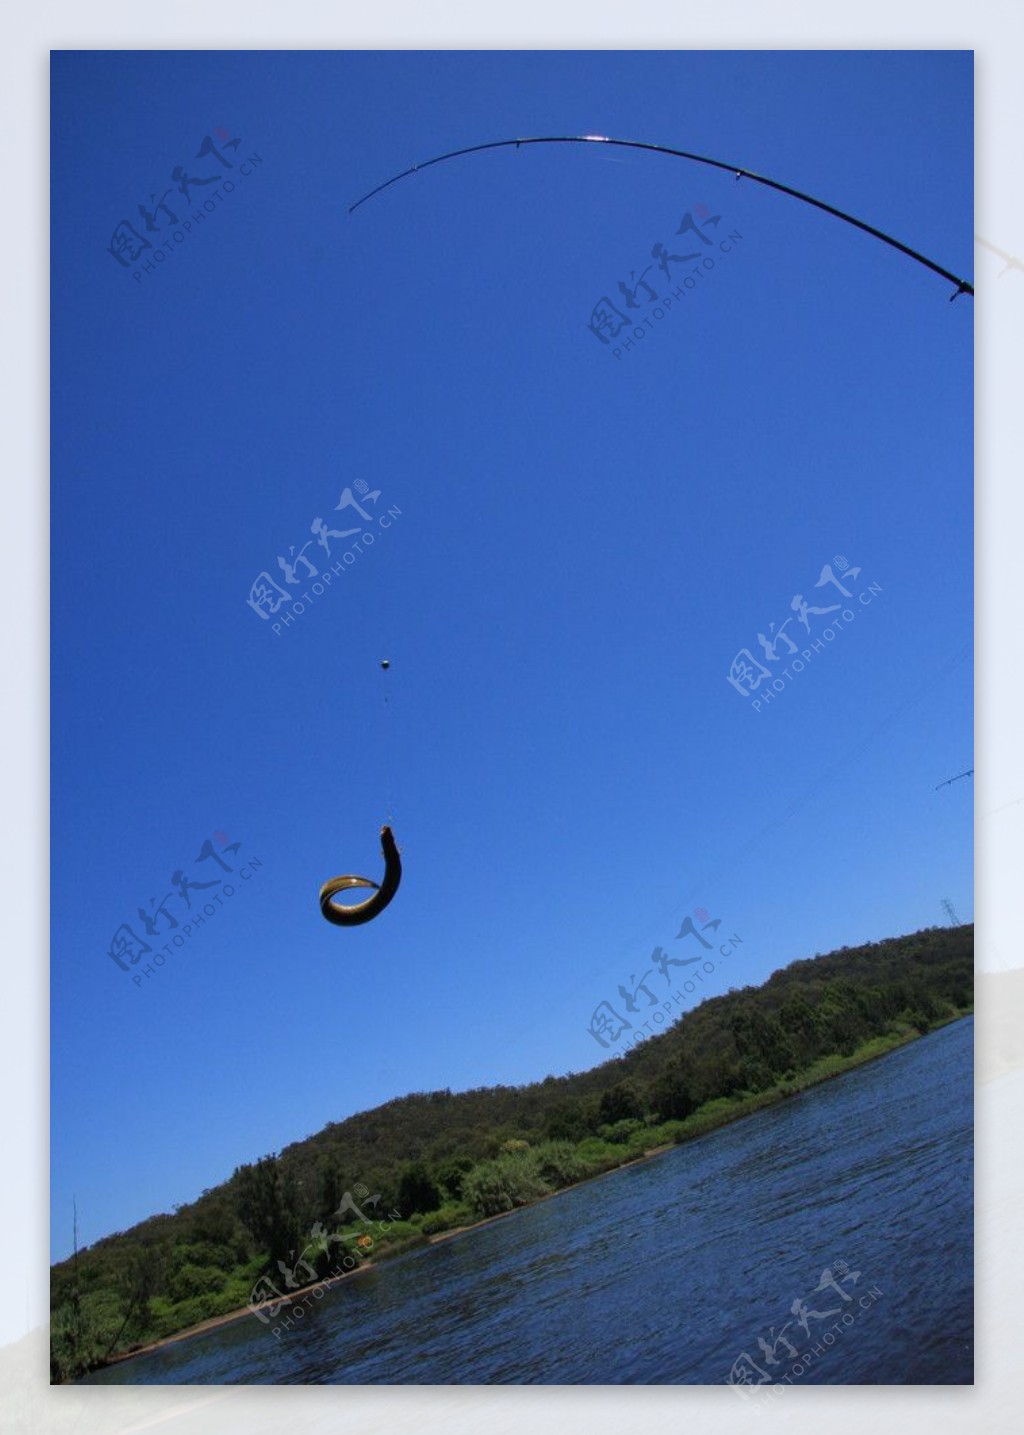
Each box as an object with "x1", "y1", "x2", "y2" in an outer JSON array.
[{"x1": 51, "y1": 49, "x2": 972, "y2": 1262}]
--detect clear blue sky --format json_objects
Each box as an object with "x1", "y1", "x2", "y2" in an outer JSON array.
[{"x1": 51, "y1": 49, "x2": 973, "y2": 1263}]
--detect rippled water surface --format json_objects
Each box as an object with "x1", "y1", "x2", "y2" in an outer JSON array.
[{"x1": 83, "y1": 1017, "x2": 973, "y2": 1385}]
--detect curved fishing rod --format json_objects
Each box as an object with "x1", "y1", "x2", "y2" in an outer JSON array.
[{"x1": 349, "y1": 134, "x2": 973, "y2": 299}]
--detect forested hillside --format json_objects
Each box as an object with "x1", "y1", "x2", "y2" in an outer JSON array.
[{"x1": 51, "y1": 924, "x2": 973, "y2": 1379}]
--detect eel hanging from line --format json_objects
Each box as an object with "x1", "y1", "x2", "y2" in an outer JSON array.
[{"x1": 319, "y1": 825, "x2": 402, "y2": 926}]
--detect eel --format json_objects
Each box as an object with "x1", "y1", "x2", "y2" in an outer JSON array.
[{"x1": 319, "y1": 825, "x2": 402, "y2": 927}]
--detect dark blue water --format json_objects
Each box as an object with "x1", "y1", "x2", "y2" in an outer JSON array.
[{"x1": 83, "y1": 1017, "x2": 973, "y2": 1386}]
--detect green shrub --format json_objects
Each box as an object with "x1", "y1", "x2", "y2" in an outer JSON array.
[
  {"x1": 533, "y1": 1141, "x2": 589, "y2": 1187},
  {"x1": 639, "y1": 1120, "x2": 685, "y2": 1148},
  {"x1": 461, "y1": 1152, "x2": 551, "y2": 1218},
  {"x1": 162, "y1": 1295, "x2": 216, "y2": 1331},
  {"x1": 596, "y1": 1118, "x2": 645, "y2": 1145},
  {"x1": 168, "y1": 1263, "x2": 227, "y2": 1302},
  {"x1": 575, "y1": 1136, "x2": 623, "y2": 1169},
  {"x1": 420, "y1": 1204, "x2": 472, "y2": 1235},
  {"x1": 50, "y1": 1289, "x2": 127, "y2": 1381},
  {"x1": 374, "y1": 1218, "x2": 420, "y2": 1243}
]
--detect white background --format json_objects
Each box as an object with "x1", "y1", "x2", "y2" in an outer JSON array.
[{"x1": 4, "y1": 3, "x2": 1018, "y2": 1431}]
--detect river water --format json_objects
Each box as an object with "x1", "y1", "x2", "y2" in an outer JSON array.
[{"x1": 82, "y1": 1016, "x2": 973, "y2": 1386}]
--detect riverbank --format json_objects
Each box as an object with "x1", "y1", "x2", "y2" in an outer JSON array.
[
  {"x1": 101, "y1": 1251, "x2": 387, "y2": 1366},
  {"x1": 424, "y1": 1009, "x2": 969, "y2": 1246},
  {"x1": 89, "y1": 1010, "x2": 970, "y2": 1376}
]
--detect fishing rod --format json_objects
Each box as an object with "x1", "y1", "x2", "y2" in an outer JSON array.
[
  {"x1": 349, "y1": 134, "x2": 974, "y2": 299},
  {"x1": 936, "y1": 768, "x2": 974, "y2": 790}
]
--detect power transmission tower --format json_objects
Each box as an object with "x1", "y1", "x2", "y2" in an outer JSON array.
[{"x1": 941, "y1": 898, "x2": 960, "y2": 927}]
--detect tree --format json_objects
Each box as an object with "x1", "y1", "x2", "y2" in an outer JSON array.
[
  {"x1": 729, "y1": 1007, "x2": 795, "y2": 1076},
  {"x1": 649, "y1": 1061, "x2": 698, "y2": 1121},
  {"x1": 233, "y1": 1157, "x2": 293, "y2": 1266},
  {"x1": 435, "y1": 1156, "x2": 474, "y2": 1201},
  {"x1": 778, "y1": 993, "x2": 823, "y2": 1059},
  {"x1": 316, "y1": 1158, "x2": 344, "y2": 1223},
  {"x1": 544, "y1": 1100, "x2": 594, "y2": 1142},
  {"x1": 396, "y1": 1161, "x2": 442, "y2": 1215},
  {"x1": 598, "y1": 1080, "x2": 645, "y2": 1125}
]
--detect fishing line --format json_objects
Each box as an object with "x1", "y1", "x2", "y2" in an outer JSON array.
[{"x1": 379, "y1": 658, "x2": 396, "y2": 829}]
